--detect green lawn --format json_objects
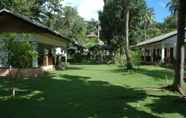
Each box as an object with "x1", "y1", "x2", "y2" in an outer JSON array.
[{"x1": 0, "y1": 65, "x2": 186, "y2": 118}]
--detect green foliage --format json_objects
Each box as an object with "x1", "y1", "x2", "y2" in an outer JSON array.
[
  {"x1": 167, "y1": 0, "x2": 178, "y2": 14},
  {"x1": 0, "y1": 0, "x2": 14, "y2": 9},
  {"x1": 0, "y1": 0, "x2": 65, "y2": 27},
  {"x1": 130, "y1": 50, "x2": 141, "y2": 67},
  {"x1": 157, "y1": 15, "x2": 177, "y2": 34},
  {"x1": 0, "y1": 0, "x2": 46, "y2": 21},
  {"x1": 59, "y1": 6, "x2": 87, "y2": 45},
  {"x1": 99, "y1": 0, "x2": 160, "y2": 67},
  {"x1": 99, "y1": 0, "x2": 156, "y2": 46},
  {"x1": 86, "y1": 20, "x2": 98, "y2": 34},
  {"x1": 114, "y1": 49, "x2": 141, "y2": 67},
  {"x1": 41, "y1": 0, "x2": 64, "y2": 28},
  {"x1": 164, "y1": 15, "x2": 176, "y2": 30},
  {"x1": 84, "y1": 38, "x2": 97, "y2": 48},
  {"x1": 99, "y1": 0, "x2": 178, "y2": 66},
  {"x1": 2, "y1": 34, "x2": 37, "y2": 68},
  {"x1": 114, "y1": 48, "x2": 125, "y2": 65}
]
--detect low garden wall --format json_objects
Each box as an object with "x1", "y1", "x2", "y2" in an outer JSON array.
[
  {"x1": 0, "y1": 68, "x2": 43, "y2": 77},
  {"x1": 0, "y1": 65, "x2": 56, "y2": 77}
]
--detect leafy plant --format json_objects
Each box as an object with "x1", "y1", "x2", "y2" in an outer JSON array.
[{"x1": 3, "y1": 34, "x2": 37, "y2": 68}]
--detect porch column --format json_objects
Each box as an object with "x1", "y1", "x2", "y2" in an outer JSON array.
[
  {"x1": 43, "y1": 49, "x2": 49, "y2": 66},
  {"x1": 64, "y1": 49, "x2": 68, "y2": 65},
  {"x1": 167, "y1": 48, "x2": 170, "y2": 63},
  {"x1": 142, "y1": 48, "x2": 146, "y2": 62},
  {"x1": 32, "y1": 42, "x2": 38, "y2": 68},
  {"x1": 154, "y1": 49, "x2": 157, "y2": 62},
  {"x1": 173, "y1": 47, "x2": 176, "y2": 60},
  {"x1": 150, "y1": 48, "x2": 154, "y2": 63},
  {"x1": 161, "y1": 48, "x2": 165, "y2": 64}
]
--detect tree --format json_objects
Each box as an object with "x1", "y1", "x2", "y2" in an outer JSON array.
[
  {"x1": 59, "y1": 6, "x2": 87, "y2": 45},
  {"x1": 86, "y1": 19, "x2": 98, "y2": 34},
  {"x1": 167, "y1": 0, "x2": 178, "y2": 14},
  {"x1": 163, "y1": 0, "x2": 186, "y2": 96},
  {"x1": 0, "y1": 0, "x2": 45, "y2": 22},
  {"x1": 173, "y1": 0, "x2": 186, "y2": 96},
  {"x1": 0, "y1": 0, "x2": 66, "y2": 27},
  {"x1": 142, "y1": 8, "x2": 154, "y2": 40},
  {"x1": 0, "y1": 0, "x2": 14, "y2": 9},
  {"x1": 164, "y1": 15, "x2": 177, "y2": 31},
  {"x1": 121, "y1": 0, "x2": 132, "y2": 69},
  {"x1": 40, "y1": 0, "x2": 64, "y2": 28},
  {"x1": 99, "y1": 0, "x2": 154, "y2": 67}
]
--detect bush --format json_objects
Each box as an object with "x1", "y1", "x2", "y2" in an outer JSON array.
[
  {"x1": 3, "y1": 34, "x2": 37, "y2": 68},
  {"x1": 113, "y1": 48, "x2": 141, "y2": 68},
  {"x1": 130, "y1": 49, "x2": 141, "y2": 67},
  {"x1": 114, "y1": 49, "x2": 125, "y2": 65}
]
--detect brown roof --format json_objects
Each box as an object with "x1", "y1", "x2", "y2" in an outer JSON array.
[{"x1": 0, "y1": 9, "x2": 71, "y2": 47}]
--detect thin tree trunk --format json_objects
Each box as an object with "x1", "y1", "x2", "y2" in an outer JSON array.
[
  {"x1": 172, "y1": 0, "x2": 186, "y2": 95},
  {"x1": 119, "y1": 45, "x2": 123, "y2": 64},
  {"x1": 124, "y1": 8, "x2": 133, "y2": 69}
]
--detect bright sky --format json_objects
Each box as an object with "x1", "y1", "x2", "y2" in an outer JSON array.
[
  {"x1": 63, "y1": 0, "x2": 171, "y2": 22},
  {"x1": 146, "y1": 0, "x2": 171, "y2": 22},
  {"x1": 63, "y1": 0, "x2": 104, "y2": 21}
]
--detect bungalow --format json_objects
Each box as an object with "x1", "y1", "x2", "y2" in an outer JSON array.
[
  {"x1": 136, "y1": 30, "x2": 186, "y2": 64},
  {"x1": 0, "y1": 9, "x2": 71, "y2": 76}
]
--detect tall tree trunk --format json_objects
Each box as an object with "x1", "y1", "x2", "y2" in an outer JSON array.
[
  {"x1": 173, "y1": 0, "x2": 186, "y2": 95},
  {"x1": 124, "y1": 7, "x2": 133, "y2": 69}
]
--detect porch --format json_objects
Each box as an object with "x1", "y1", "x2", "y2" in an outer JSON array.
[{"x1": 136, "y1": 30, "x2": 186, "y2": 65}]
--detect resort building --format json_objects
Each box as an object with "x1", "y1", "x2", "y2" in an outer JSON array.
[
  {"x1": 136, "y1": 30, "x2": 186, "y2": 64},
  {"x1": 0, "y1": 9, "x2": 70, "y2": 76}
]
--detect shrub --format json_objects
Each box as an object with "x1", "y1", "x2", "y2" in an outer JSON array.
[
  {"x1": 3, "y1": 34, "x2": 37, "y2": 68},
  {"x1": 130, "y1": 49, "x2": 141, "y2": 67}
]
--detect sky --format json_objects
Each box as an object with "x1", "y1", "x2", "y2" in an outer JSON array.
[
  {"x1": 63, "y1": 0, "x2": 104, "y2": 21},
  {"x1": 63, "y1": 0, "x2": 171, "y2": 22},
  {"x1": 146, "y1": 0, "x2": 171, "y2": 22}
]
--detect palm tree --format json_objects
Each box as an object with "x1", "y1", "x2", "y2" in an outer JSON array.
[
  {"x1": 167, "y1": 0, "x2": 178, "y2": 14},
  {"x1": 174, "y1": 0, "x2": 186, "y2": 96},
  {"x1": 122, "y1": 0, "x2": 151, "y2": 69},
  {"x1": 122, "y1": 0, "x2": 133, "y2": 69},
  {"x1": 166, "y1": 0, "x2": 186, "y2": 96},
  {"x1": 143, "y1": 8, "x2": 154, "y2": 40}
]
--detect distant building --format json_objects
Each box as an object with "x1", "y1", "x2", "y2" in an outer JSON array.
[
  {"x1": 135, "y1": 30, "x2": 186, "y2": 64},
  {"x1": 87, "y1": 32, "x2": 97, "y2": 39}
]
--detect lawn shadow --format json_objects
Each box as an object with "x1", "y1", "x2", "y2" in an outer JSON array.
[
  {"x1": 62, "y1": 74, "x2": 91, "y2": 80},
  {"x1": 66, "y1": 66, "x2": 83, "y2": 70},
  {"x1": 146, "y1": 94, "x2": 186, "y2": 117},
  {"x1": 111, "y1": 66, "x2": 174, "y2": 80},
  {"x1": 110, "y1": 66, "x2": 137, "y2": 76},
  {"x1": 135, "y1": 68, "x2": 174, "y2": 80},
  {"x1": 0, "y1": 72, "x2": 160, "y2": 118}
]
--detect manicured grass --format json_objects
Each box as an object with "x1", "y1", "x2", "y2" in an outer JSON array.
[{"x1": 0, "y1": 64, "x2": 186, "y2": 118}]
